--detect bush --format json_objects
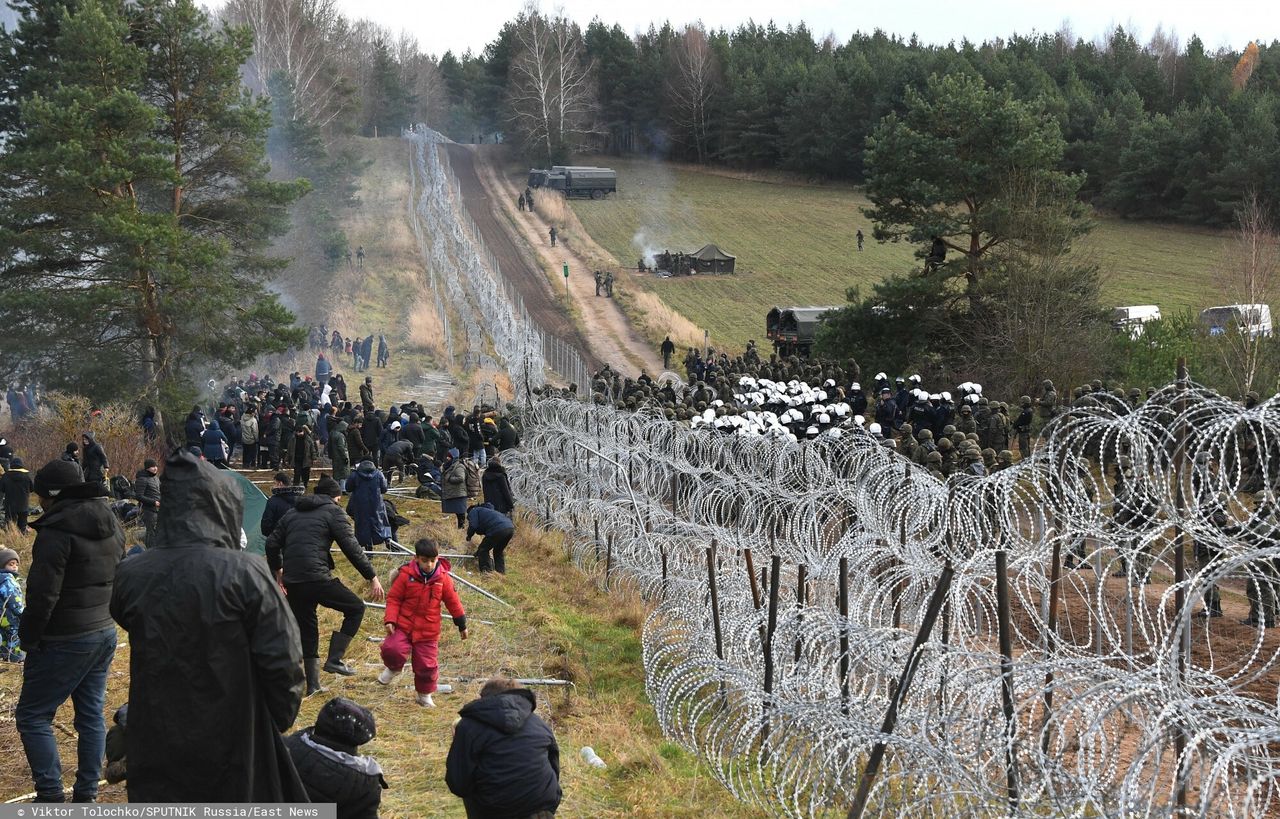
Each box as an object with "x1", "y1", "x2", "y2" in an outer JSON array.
[{"x1": 2, "y1": 392, "x2": 160, "y2": 483}]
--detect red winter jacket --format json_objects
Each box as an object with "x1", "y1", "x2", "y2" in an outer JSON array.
[{"x1": 384, "y1": 558, "x2": 465, "y2": 642}]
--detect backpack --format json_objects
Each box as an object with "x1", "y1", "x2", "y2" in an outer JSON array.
[
  {"x1": 110, "y1": 474, "x2": 133, "y2": 501},
  {"x1": 463, "y1": 459, "x2": 481, "y2": 497}
]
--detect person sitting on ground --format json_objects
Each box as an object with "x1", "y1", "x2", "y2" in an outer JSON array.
[
  {"x1": 103, "y1": 704, "x2": 129, "y2": 784},
  {"x1": 285, "y1": 697, "x2": 388, "y2": 819},
  {"x1": 446, "y1": 676, "x2": 561, "y2": 819},
  {"x1": 377, "y1": 539, "x2": 467, "y2": 707},
  {"x1": 465, "y1": 502, "x2": 516, "y2": 574}
]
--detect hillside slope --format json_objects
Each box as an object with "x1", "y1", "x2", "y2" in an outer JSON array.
[{"x1": 565, "y1": 155, "x2": 1233, "y2": 350}]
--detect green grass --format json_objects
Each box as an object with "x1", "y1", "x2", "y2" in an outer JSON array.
[{"x1": 568, "y1": 156, "x2": 1233, "y2": 350}]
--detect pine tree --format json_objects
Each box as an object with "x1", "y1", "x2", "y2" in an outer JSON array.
[{"x1": 0, "y1": 0, "x2": 305, "y2": 419}]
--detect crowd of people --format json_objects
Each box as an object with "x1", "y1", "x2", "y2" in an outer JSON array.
[
  {"x1": 0, "y1": 366, "x2": 560, "y2": 815},
  {"x1": 5, "y1": 385, "x2": 40, "y2": 421}
]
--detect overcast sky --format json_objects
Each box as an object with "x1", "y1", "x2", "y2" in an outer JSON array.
[{"x1": 303, "y1": 0, "x2": 1272, "y2": 58}]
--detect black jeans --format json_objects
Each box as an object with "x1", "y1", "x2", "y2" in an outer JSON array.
[
  {"x1": 285, "y1": 578, "x2": 366, "y2": 658},
  {"x1": 242, "y1": 442, "x2": 258, "y2": 469},
  {"x1": 475, "y1": 529, "x2": 515, "y2": 573}
]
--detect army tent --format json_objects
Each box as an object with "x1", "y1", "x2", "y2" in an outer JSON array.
[
  {"x1": 219, "y1": 466, "x2": 269, "y2": 555},
  {"x1": 689, "y1": 244, "x2": 736, "y2": 273}
]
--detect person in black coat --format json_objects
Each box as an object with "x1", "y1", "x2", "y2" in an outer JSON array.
[
  {"x1": 110, "y1": 450, "x2": 308, "y2": 803},
  {"x1": 480, "y1": 457, "x2": 515, "y2": 516},
  {"x1": 183, "y1": 406, "x2": 205, "y2": 449},
  {"x1": 0, "y1": 456, "x2": 33, "y2": 532},
  {"x1": 446, "y1": 678, "x2": 560, "y2": 819},
  {"x1": 286, "y1": 697, "x2": 387, "y2": 819},
  {"x1": 265, "y1": 476, "x2": 384, "y2": 693},
  {"x1": 132, "y1": 459, "x2": 161, "y2": 546},
  {"x1": 80, "y1": 432, "x2": 109, "y2": 488},
  {"x1": 261, "y1": 472, "x2": 304, "y2": 537}
]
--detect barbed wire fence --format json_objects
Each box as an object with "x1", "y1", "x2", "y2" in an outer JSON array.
[
  {"x1": 507, "y1": 362, "x2": 1280, "y2": 817},
  {"x1": 405, "y1": 127, "x2": 592, "y2": 399}
]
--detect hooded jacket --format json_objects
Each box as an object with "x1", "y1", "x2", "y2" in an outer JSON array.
[
  {"x1": 110, "y1": 450, "x2": 306, "y2": 803},
  {"x1": 466, "y1": 504, "x2": 515, "y2": 540},
  {"x1": 441, "y1": 457, "x2": 468, "y2": 502},
  {"x1": 20, "y1": 489, "x2": 123, "y2": 646},
  {"x1": 480, "y1": 461, "x2": 515, "y2": 515},
  {"x1": 285, "y1": 728, "x2": 385, "y2": 819},
  {"x1": 383, "y1": 558, "x2": 466, "y2": 642},
  {"x1": 329, "y1": 420, "x2": 351, "y2": 480},
  {"x1": 202, "y1": 424, "x2": 229, "y2": 462},
  {"x1": 265, "y1": 494, "x2": 376, "y2": 585},
  {"x1": 0, "y1": 465, "x2": 33, "y2": 517},
  {"x1": 81, "y1": 433, "x2": 110, "y2": 484},
  {"x1": 445, "y1": 689, "x2": 561, "y2": 818},
  {"x1": 345, "y1": 463, "x2": 390, "y2": 547}
]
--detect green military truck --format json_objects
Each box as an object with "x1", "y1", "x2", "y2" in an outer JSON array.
[
  {"x1": 527, "y1": 166, "x2": 616, "y2": 199},
  {"x1": 766, "y1": 306, "x2": 841, "y2": 357}
]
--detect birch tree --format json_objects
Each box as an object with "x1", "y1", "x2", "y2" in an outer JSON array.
[
  {"x1": 1212, "y1": 193, "x2": 1280, "y2": 395},
  {"x1": 666, "y1": 23, "x2": 719, "y2": 163},
  {"x1": 508, "y1": 4, "x2": 596, "y2": 165}
]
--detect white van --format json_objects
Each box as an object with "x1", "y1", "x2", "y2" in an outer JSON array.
[
  {"x1": 1112, "y1": 305, "x2": 1162, "y2": 338},
  {"x1": 1199, "y1": 304, "x2": 1273, "y2": 338}
]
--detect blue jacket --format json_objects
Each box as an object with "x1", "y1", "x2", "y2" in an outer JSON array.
[
  {"x1": 202, "y1": 426, "x2": 229, "y2": 462},
  {"x1": 315, "y1": 356, "x2": 332, "y2": 380},
  {"x1": 466, "y1": 504, "x2": 515, "y2": 539},
  {"x1": 1, "y1": 570, "x2": 23, "y2": 628},
  {"x1": 345, "y1": 465, "x2": 390, "y2": 547}
]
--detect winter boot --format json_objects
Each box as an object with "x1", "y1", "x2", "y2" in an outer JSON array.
[
  {"x1": 323, "y1": 632, "x2": 357, "y2": 676},
  {"x1": 304, "y1": 658, "x2": 326, "y2": 696},
  {"x1": 416, "y1": 693, "x2": 435, "y2": 707},
  {"x1": 377, "y1": 666, "x2": 402, "y2": 686}
]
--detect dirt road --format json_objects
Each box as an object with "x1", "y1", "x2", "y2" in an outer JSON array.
[{"x1": 446, "y1": 144, "x2": 662, "y2": 377}]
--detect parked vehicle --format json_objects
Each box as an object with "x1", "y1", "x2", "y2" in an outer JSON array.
[
  {"x1": 766, "y1": 306, "x2": 841, "y2": 357},
  {"x1": 563, "y1": 167, "x2": 616, "y2": 199},
  {"x1": 1199, "y1": 303, "x2": 1273, "y2": 337},
  {"x1": 1112, "y1": 305, "x2": 1162, "y2": 338}
]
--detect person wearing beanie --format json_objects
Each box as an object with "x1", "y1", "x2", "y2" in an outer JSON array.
[
  {"x1": 132, "y1": 459, "x2": 161, "y2": 546},
  {"x1": 265, "y1": 473, "x2": 384, "y2": 694},
  {"x1": 60, "y1": 441, "x2": 80, "y2": 466},
  {"x1": 112, "y1": 447, "x2": 307, "y2": 803},
  {"x1": 0, "y1": 456, "x2": 33, "y2": 533},
  {"x1": 359, "y1": 377, "x2": 374, "y2": 411},
  {"x1": 378, "y1": 539, "x2": 467, "y2": 707},
  {"x1": 1, "y1": 546, "x2": 24, "y2": 662},
  {"x1": 285, "y1": 697, "x2": 387, "y2": 818},
  {"x1": 17, "y1": 458, "x2": 122, "y2": 803},
  {"x1": 465, "y1": 503, "x2": 516, "y2": 574}
]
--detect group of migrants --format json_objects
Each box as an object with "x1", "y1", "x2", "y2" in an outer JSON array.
[
  {"x1": 0, "y1": 365, "x2": 558, "y2": 814},
  {"x1": 0, "y1": 447, "x2": 559, "y2": 816},
  {"x1": 308, "y1": 326, "x2": 390, "y2": 372}
]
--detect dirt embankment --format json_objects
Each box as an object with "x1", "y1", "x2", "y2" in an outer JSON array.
[{"x1": 449, "y1": 144, "x2": 662, "y2": 377}]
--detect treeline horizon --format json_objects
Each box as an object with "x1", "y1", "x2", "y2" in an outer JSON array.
[{"x1": 435, "y1": 11, "x2": 1280, "y2": 228}]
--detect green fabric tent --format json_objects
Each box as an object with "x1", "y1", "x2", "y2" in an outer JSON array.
[{"x1": 222, "y1": 467, "x2": 269, "y2": 555}]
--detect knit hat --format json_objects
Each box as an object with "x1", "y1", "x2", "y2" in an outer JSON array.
[
  {"x1": 144, "y1": 458, "x2": 157, "y2": 470},
  {"x1": 0, "y1": 547, "x2": 19, "y2": 567},
  {"x1": 34, "y1": 458, "x2": 87, "y2": 497},
  {"x1": 315, "y1": 475, "x2": 342, "y2": 497},
  {"x1": 9, "y1": 457, "x2": 22, "y2": 469},
  {"x1": 314, "y1": 697, "x2": 376, "y2": 747}
]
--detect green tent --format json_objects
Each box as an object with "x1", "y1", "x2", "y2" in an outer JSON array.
[{"x1": 222, "y1": 467, "x2": 269, "y2": 555}]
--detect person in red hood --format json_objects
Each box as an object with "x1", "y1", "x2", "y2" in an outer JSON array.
[{"x1": 377, "y1": 538, "x2": 467, "y2": 707}]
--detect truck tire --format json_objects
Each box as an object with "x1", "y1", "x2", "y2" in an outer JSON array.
[{"x1": 591, "y1": 189, "x2": 603, "y2": 200}]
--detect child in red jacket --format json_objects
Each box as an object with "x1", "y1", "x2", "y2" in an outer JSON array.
[{"x1": 378, "y1": 538, "x2": 467, "y2": 706}]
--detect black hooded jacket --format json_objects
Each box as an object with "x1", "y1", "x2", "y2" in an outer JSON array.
[
  {"x1": 445, "y1": 689, "x2": 561, "y2": 818},
  {"x1": 21, "y1": 489, "x2": 123, "y2": 646},
  {"x1": 480, "y1": 462, "x2": 515, "y2": 515},
  {"x1": 110, "y1": 449, "x2": 307, "y2": 803},
  {"x1": 285, "y1": 728, "x2": 386, "y2": 819}
]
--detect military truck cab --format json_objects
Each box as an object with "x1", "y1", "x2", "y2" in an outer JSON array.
[{"x1": 766, "y1": 306, "x2": 840, "y2": 357}]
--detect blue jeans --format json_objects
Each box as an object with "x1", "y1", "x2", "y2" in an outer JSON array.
[{"x1": 16, "y1": 627, "x2": 117, "y2": 801}]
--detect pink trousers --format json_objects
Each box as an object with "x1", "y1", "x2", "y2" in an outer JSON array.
[{"x1": 381, "y1": 630, "x2": 440, "y2": 694}]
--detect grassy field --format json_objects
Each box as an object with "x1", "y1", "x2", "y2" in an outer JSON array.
[{"x1": 566, "y1": 156, "x2": 1234, "y2": 351}]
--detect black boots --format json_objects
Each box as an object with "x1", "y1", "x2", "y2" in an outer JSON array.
[
  {"x1": 323, "y1": 631, "x2": 356, "y2": 676},
  {"x1": 304, "y1": 658, "x2": 326, "y2": 696}
]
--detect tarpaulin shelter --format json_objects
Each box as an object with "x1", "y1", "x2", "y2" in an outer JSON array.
[{"x1": 689, "y1": 244, "x2": 736, "y2": 273}]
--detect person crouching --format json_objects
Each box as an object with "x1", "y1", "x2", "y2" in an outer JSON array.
[
  {"x1": 377, "y1": 539, "x2": 467, "y2": 707},
  {"x1": 285, "y1": 697, "x2": 388, "y2": 819}
]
